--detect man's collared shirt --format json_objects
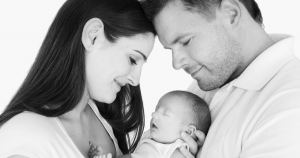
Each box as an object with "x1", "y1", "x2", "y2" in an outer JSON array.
[{"x1": 188, "y1": 34, "x2": 300, "y2": 158}]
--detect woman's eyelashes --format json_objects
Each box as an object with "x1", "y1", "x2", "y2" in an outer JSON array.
[{"x1": 129, "y1": 56, "x2": 137, "y2": 65}]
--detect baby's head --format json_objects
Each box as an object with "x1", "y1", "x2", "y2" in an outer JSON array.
[{"x1": 150, "y1": 90, "x2": 211, "y2": 143}]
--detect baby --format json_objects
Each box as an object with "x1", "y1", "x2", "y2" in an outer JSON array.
[{"x1": 89, "y1": 90, "x2": 211, "y2": 158}]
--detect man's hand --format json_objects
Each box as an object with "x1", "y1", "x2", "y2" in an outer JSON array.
[{"x1": 180, "y1": 130, "x2": 206, "y2": 158}]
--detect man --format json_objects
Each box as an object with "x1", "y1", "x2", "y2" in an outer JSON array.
[{"x1": 142, "y1": 0, "x2": 300, "y2": 157}]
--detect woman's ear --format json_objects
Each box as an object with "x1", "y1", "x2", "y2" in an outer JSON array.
[
  {"x1": 186, "y1": 125, "x2": 197, "y2": 140},
  {"x1": 82, "y1": 18, "x2": 105, "y2": 51}
]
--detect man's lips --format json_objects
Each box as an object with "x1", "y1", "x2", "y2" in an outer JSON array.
[{"x1": 191, "y1": 66, "x2": 203, "y2": 78}]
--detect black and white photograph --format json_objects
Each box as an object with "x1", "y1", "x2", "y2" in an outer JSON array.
[{"x1": 0, "y1": 0, "x2": 299, "y2": 157}]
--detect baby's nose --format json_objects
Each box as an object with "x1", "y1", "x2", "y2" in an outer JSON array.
[{"x1": 151, "y1": 112, "x2": 158, "y2": 119}]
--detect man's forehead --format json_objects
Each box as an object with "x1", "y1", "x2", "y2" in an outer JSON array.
[
  {"x1": 153, "y1": 0, "x2": 197, "y2": 47},
  {"x1": 153, "y1": 10, "x2": 181, "y2": 47}
]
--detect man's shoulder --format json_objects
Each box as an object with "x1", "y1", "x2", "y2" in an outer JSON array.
[{"x1": 268, "y1": 56, "x2": 300, "y2": 92}]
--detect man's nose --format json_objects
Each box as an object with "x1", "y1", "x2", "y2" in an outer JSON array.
[{"x1": 172, "y1": 49, "x2": 188, "y2": 70}]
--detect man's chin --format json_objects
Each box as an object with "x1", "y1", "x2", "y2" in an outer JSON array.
[{"x1": 197, "y1": 80, "x2": 221, "y2": 91}]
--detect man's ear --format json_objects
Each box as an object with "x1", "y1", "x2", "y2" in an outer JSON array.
[
  {"x1": 217, "y1": 0, "x2": 241, "y2": 29},
  {"x1": 187, "y1": 125, "x2": 197, "y2": 140},
  {"x1": 82, "y1": 18, "x2": 106, "y2": 51}
]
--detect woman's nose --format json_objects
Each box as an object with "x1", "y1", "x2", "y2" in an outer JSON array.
[{"x1": 127, "y1": 65, "x2": 142, "y2": 86}]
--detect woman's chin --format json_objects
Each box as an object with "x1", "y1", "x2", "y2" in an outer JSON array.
[
  {"x1": 94, "y1": 93, "x2": 117, "y2": 104},
  {"x1": 104, "y1": 95, "x2": 117, "y2": 104}
]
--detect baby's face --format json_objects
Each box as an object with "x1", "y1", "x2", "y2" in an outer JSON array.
[{"x1": 150, "y1": 94, "x2": 189, "y2": 143}]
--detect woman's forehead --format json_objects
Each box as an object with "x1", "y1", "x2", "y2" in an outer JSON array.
[{"x1": 115, "y1": 33, "x2": 155, "y2": 56}]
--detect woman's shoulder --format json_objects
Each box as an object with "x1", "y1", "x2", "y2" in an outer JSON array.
[
  {"x1": 6, "y1": 111, "x2": 50, "y2": 122},
  {"x1": 0, "y1": 111, "x2": 60, "y2": 139},
  {"x1": 0, "y1": 112, "x2": 80, "y2": 158}
]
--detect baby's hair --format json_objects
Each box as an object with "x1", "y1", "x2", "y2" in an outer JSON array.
[{"x1": 166, "y1": 90, "x2": 211, "y2": 135}]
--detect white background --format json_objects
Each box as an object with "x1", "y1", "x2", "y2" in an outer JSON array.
[{"x1": 0, "y1": 0, "x2": 299, "y2": 131}]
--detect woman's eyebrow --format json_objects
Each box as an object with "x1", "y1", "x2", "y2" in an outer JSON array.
[{"x1": 133, "y1": 50, "x2": 147, "y2": 62}]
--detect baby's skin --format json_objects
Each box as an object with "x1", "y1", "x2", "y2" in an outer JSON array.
[{"x1": 89, "y1": 145, "x2": 112, "y2": 158}]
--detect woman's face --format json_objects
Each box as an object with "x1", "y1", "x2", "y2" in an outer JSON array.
[{"x1": 85, "y1": 33, "x2": 155, "y2": 103}]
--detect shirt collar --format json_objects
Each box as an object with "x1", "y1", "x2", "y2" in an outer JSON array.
[{"x1": 232, "y1": 34, "x2": 295, "y2": 90}]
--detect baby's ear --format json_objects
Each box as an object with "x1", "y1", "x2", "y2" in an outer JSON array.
[{"x1": 187, "y1": 125, "x2": 197, "y2": 140}]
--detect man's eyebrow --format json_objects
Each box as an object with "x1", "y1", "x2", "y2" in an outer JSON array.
[
  {"x1": 171, "y1": 34, "x2": 188, "y2": 45},
  {"x1": 163, "y1": 34, "x2": 189, "y2": 49},
  {"x1": 133, "y1": 50, "x2": 147, "y2": 61}
]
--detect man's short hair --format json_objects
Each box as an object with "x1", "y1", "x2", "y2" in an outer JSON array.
[{"x1": 141, "y1": 0, "x2": 263, "y2": 25}]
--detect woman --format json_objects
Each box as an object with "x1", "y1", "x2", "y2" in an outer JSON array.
[
  {"x1": 0, "y1": 0, "x2": 202, "y2": 157},
  {"x1": 0, "y1": 0, "x2": 154, "y2": 157}
]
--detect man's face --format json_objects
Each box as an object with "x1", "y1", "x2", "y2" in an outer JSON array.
[{"x1": 153, "y1": 1, "x2": 243, "y2": 91}]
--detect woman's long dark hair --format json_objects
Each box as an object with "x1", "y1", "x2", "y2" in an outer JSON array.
[{"x1": 0, "y1": 0, "x2": 155, "y2": 154}]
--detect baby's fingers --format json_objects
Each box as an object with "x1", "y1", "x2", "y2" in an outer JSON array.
[
  {"x1": 96, "y1": 146, "x2": 104, "y2": 154},
  {"x1": 93, "y1": 153, "x2": 111, "y2": 158},
  {"x1": 106, "y1": 153, "x2": 112, "y2": 158},
  {"x1": 180, "y1": 146, "x2": 195, "y2": 158}
]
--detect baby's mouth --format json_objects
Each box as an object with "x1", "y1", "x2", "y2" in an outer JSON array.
[{"x1": 151, "y1": 122, "x2": 157, "y2": 129}]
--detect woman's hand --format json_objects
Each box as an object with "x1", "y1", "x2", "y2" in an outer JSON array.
[{"x1": 180, "y1": 130, "x2": 206, "y2": 158}]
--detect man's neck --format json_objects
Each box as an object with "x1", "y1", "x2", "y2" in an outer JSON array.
[{"x1": 229, "y1": 25, "x2": 275, "y2": 83}]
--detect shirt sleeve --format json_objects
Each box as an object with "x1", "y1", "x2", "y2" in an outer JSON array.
[{"x1": 240, "y1": 90, "x2": 300, "y2": 158}]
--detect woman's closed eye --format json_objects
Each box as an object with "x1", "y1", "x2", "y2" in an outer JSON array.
[{"x1": 129, "y1": 56, "x2": 137, "y2": 65}]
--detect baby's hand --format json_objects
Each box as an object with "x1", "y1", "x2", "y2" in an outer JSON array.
[
  {"x1": 88, "y1": 145, "x2": 103, "y2": 158},
  {"x1": 92, "y1": 153, "x2": 112, "y2": 158},
  {"x1": 88, "y1": 144, "x2": 112, "y2": 158}
]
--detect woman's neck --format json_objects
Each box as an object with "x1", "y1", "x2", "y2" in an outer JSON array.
[{"x1": 59, "y1": 87, "x2": 90, "y2": 121}]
